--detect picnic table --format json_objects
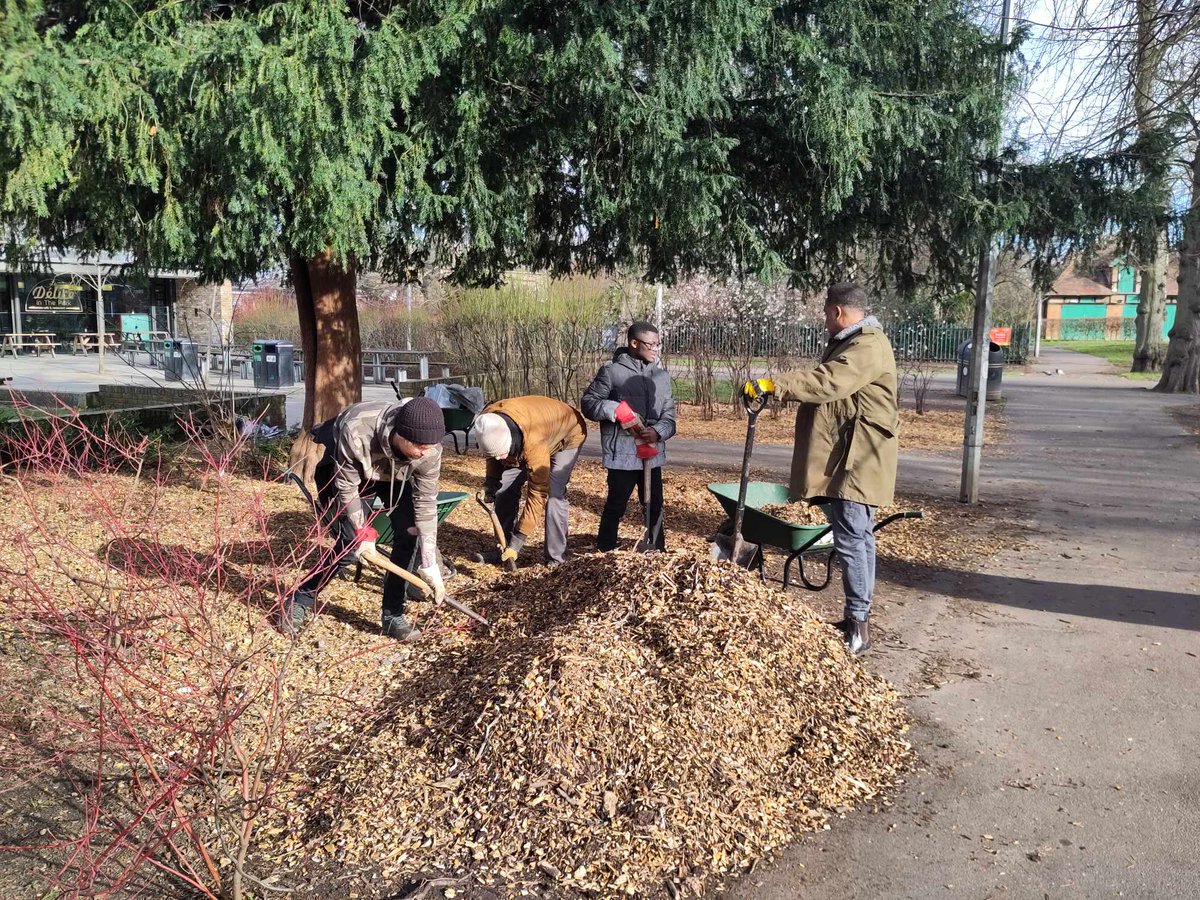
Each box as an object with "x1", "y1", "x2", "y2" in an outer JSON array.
[
  {"x1": 1, "y1": 333, "x2": 58, "y2": 357},
  {"x1": 71, "y1": 332, "x2": 122, "y2": 354},
  {"x1": 120, "y1": 331, "x2": 171, "y2": 365}
]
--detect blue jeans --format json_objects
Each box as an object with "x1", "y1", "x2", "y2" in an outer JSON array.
[{"x1": 829, "y1": 500, "x2": 876, "y2": 623}]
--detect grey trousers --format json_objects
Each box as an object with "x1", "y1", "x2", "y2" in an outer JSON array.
[
  {"x1": 829, "y1": 499, "x2": 877, "y2": 623},
  {"x1": 493, "y1": 445, "x2": 579, "y2": 563}
]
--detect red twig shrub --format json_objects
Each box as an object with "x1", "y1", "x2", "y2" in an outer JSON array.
[{"x1": 0, "y1": 402, "x2": 328, "y2": 899}]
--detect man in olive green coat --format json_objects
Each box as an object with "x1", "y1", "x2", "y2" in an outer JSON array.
[{"x1": 744, "y1": 282, "x2": 898, "y2": 655}]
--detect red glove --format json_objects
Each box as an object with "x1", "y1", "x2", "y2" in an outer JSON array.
[
  {"x1": 614, "y1": 400, "x2": 637, "y2": 427},
  {"x1": 355, "y1": 524, "x2": 379, "y2": 545},
  {"x1": 636, "y1": 442, "x2": 659, "y2": 460}
]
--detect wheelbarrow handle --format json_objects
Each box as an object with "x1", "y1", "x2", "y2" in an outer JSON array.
[
  {"x1": 873, "y1": 510, "x2": 925, "y2": 533},
  {"x1": 284, "y1": 471, "x2": 317, "y2": 509}
]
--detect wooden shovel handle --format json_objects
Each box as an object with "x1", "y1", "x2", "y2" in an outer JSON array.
[
  {"x1": 475, "y1": 491, "x2": 508, "y2": 553},
  {"x1": 359, "y1": 547, "x2": 431, "y2": 597},
  {"x1": 360, "y1": 547, "x2": 492, "y2": 627}
]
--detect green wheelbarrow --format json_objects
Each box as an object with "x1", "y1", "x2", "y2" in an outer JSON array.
[
  {"x1": 443, "y1": 408, "x2": 475, "y2": 455},
  {"x1": 707, "y1": 481, "x2": 923, "y2": 590},
  {"x1": 286, "y1": 473, "x2": 469, "y2": 571},
  {"x1": 367, "y1": 490, "x2": 469, "y2": 545},
  {"x1": 363, "y1": 490, "x2": 468, "y2": 579}
]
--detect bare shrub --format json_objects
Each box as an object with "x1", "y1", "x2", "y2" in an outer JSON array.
[
  {"x1": 438, "y1": 278, "x2": 619, "y2": 403},
  {"x1": 0, "y1": 405, "x2": 324, "y2": 899}
]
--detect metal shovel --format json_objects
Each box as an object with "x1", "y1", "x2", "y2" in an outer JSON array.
[
  {"x1": 711, "y1": 391, "x2": 770, "y2": 568},
  {"x1": 634, "y1": 455, "x2": 655, "y2": 552}
]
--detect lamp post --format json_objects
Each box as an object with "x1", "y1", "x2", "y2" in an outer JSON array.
[{"x1": 959, "y1": 0, "x2": 1013, "y2": 504}]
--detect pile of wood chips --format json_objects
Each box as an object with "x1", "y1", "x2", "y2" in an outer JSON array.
[
  {"x1": 285, "y1": 552, "x2": 912, "y2": 897},
  {"x1": 759, "y1": 502, "x2": 829, "y2": 526}
]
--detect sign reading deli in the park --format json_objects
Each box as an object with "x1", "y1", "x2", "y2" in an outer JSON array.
[{"x1": 24, "y1": 280, "x2": 86, "y2": 313}]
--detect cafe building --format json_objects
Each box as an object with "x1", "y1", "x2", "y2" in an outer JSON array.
[{"x1": 1, "y1": 250, "x2": 231, "y2": 353}]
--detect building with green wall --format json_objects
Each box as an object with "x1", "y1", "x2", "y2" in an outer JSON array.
[{"x1": 1044, "y1": 252, "x2": 1178, "y2": 340}]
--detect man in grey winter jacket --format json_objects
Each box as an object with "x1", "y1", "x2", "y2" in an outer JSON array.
[
  {"x1": 581, "y1": 321, "x2": 677, "y2": 551},
  {"x1": 283, "y1": 397, "x2": 447, "y2": 640}
]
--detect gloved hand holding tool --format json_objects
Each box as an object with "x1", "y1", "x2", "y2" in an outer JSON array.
[
  {"x1": 352, "y1": 524, "x2": 380, "y2": 562},
  {"x1": 475, "y1": 490, "x2": 519, "y2": 572},
  {"x1": 501, "y1": 532, "x2": 525, "y2": 567},
  {"x1": 742, "y1": 378, "x2": 775, "y2": 402},
  {"x1": 357, "y1": 544, "x2": 490, "y2": 628},
  {"x1": 615, "y1": 401, "x2": 660, "y2": 552}
]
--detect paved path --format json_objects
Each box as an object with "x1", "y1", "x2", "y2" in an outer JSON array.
[{"x1": 721, "y1": 347, "x2": 1200, "y2": 899}]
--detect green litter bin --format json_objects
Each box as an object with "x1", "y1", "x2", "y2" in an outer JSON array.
[{"x1": 251, "y1": 340, "x2": 295, "y2": 389}]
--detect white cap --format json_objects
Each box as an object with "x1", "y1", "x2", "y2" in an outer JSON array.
[{"x1": 469, "y1": 413, "x2": 512, "y2": 459}]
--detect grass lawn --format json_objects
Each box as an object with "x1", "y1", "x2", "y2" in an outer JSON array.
[
  {"x1": 1044, "y1": 340, "x2": 1160, "y2": 380},
  {"x1": 672, "y1": 377, "x2": 735, "y2": 404}
]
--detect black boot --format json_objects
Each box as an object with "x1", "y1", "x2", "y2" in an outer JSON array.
[
  {"x1": 276, "y1": 595, "x2": 312, "y2": 637},
  {"x1": 381, "y1": 613, "x2": 423, "y2": 642},
  {"x1": 846, "y1": 618, "x2": 871, "y2": 656}
]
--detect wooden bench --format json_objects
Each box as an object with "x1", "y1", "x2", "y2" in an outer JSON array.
[
  {"x1": 1, "y1": 334, "x2": 58, "y2": 357},
  {"x1": 72, "y1": 333, "x2": 122, "y2": 354}
]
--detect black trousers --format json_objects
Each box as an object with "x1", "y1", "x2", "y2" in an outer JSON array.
[
  {"x1": 597, "y1": 465, "x2": 665, "y2": 552},
  {"x1": 294, "y1": 462, "x2": 418, "y2": 621}
]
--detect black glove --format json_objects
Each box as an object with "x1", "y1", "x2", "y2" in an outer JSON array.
[{"x1": 483, "y1": 477, "x2": 501, "y2": 503}]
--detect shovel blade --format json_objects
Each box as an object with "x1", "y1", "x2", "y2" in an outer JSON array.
[
  {"x1": 710, "y1": 532, "x2": 759, "y2": 568},
  {"x1": 443, "y1": 595, "x2": 491, "y2": 628}
]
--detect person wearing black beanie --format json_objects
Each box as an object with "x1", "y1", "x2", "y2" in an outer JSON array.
[
  {"x1": 392, "y1": 396, "x2": 447, "y2": 446},
  {"x1": 281, "y1": 397, "x2": 447, "y2": 640}
]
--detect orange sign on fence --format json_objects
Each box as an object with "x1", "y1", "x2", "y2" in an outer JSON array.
[{"x1": 989, "y1": 326, "x2": 1012, "y2": 346}]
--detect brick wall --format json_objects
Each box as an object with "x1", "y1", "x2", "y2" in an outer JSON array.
[
  {"x1": 2, "y1": 386, "x2": 285, "y2": 428},
  {"x1": 174, "y1": 279, "x2": 234, "y2": 344}
]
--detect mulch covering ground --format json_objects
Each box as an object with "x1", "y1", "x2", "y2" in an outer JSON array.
[
  {"x1": 674, "y1": 390, "x2": 1003, "y2": 453},
  {"x1": 0, "y1": 443, "x2": 1023, "y2": 898}
]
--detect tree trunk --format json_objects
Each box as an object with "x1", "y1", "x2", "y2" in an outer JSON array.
[
  {"x1": 1130, "y1": 0, "x2": 1168, "y2": 373},
  {"x1": 286, "y1": 251, "x2": 361, "y2": 482},
  {"x1": 1155, "y1": 148, "x2": 1200, "y2": 393},
  {"x1": 1132, "y1": 231, "x2": 1169, "y2": 372}
]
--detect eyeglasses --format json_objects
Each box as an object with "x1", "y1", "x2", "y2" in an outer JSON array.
[{"x1": 634, "y1": 340, "x2": 661, "y2": 350}]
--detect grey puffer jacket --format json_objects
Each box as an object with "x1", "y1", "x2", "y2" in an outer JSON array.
[
  {"x1": 321, "y1": 399, "x2": 442, "y2": 568},
  {"x1": 581, "y1": 349, "x2": 677, "y2": 470}
]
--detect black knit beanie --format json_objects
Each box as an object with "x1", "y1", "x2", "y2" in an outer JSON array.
[{"x1": 393, "y1": 397, "x2": 446, "y2": 445}]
